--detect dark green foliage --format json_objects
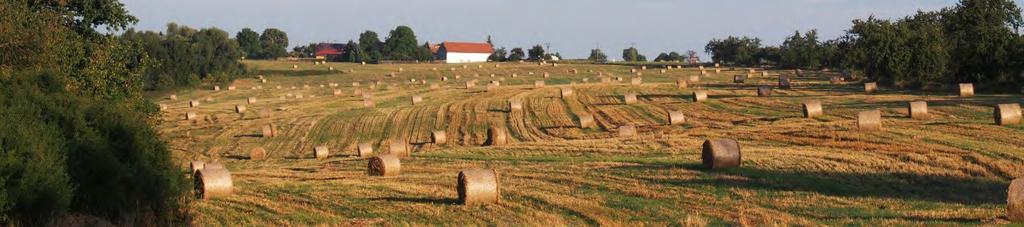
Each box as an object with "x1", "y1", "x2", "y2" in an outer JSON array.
[
  {"x1": 528, "y1": 45, "x2": 545, "y2": 61},
  {"x1": 588, "y1": 49, "x2": 608, "y2": 62},
  {"x1": 418, "y1": 42, "x2": 434, "y2": 61},
  {"x1": 236, "y1": 28, "x2": 261, "y2": 59},
  {"x1": 779, "y1": 30, "x2": 825, "y2": 69},
  {"x1": 944, "y1": 0, "x2": 1023, "y2": 85},
  {"x1": 489, "y1": 47, "x2": 508, "y2": 62},
  {"x1": 704, "y1": 36, "x2": 762, "y2": 66},
  {"x1": 847, "y1": 12, "x2": 951, "y2": 86},
  {"x1": 123, "y1": 24, "x2": 245, "y2": 90},
  {"x1": 508, "y1": 48, "x2": 526, "y2": 61},
  {"x1": 259, "y1": 28, "x2": 289, "y2": 59},
  {"x1": 653, "y1": 52, "x2": 686, "y2": 62},
  {"x1": 339, "y1": 40, "x2": 363, "y2": 62},
  {"x1": 383, "y1": 26, "x2": 420, "y2": 61},
  {"x1": 622, "y1": 47, "x2": 646, "y2": 62},
  {"x1": 359, "y1": 31, "x2": 383, "y2": 62},
  {"x1": 291, "y1": 43, "x2": 317, "y2": 58}
]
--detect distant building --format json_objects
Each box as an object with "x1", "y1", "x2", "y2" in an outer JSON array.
[
  {"x1": 314, "y1": 43, "x2": 346, "y2": 60},
  {"x1": 437, "y1": 42, "x2": 493, "y2": 63}
]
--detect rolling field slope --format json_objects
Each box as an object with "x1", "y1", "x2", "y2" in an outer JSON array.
[{"x1": 153, "y1": 60, "x2": 1024, "y2": 226}]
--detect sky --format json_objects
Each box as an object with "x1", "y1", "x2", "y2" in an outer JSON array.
[{"x1": 119, "y1": 0, "x2": 1017, "y2": 59}]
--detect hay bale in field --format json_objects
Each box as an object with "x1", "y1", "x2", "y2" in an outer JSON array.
[
  {"x1": 692, "y1": 91, "x2": 708, "y2": 102},
  {"x1": 668, "y1": 111, "x2": 685, "y2": 125},
  {"x1": 534, "y1": 80, "x2": 545, "y2": 88},
  {"x1": 701, "y1": 70, "x2": 707, "y2": 75},
  {"x1": 511, "y1": 73, "x2": 518, "y2": 78},
  {"x1": 689, "y1": 75, "x2": 700, "y2": 83},
  {"x1": 701, "y1": 139, "x2": 741, "y2": 169},
  {"x1": 857, "y1": 109, "x2": 882, "y2": 130},
  {"x1": 508, "y1": 100, "x2": 523, "y2": 111},
  {"x1": 630, "y1": 68, "x2": 637, "y2": 73},
  {"x1": 368, "y1": 154, "x2": 401, "y2": 176},
  {"x1": 189, "y1": 100, "x2": 200, "y2": 108},
  {"x1": 830, "y1": 76, "x2": 843, "y2": 84},
  {"x1": 908, "y1": 101, "x2": 929, "y2": 120},
  {"x1": 802, "y1": 100, "x2": 823, "y2": 118},
  {"x1": 995, "y1": 103, "x2": 1022, "y2": 126},
  {"x1": 761, "y1": 71, "x2": 768, "y2": 77},
  {"x1": 388, "y1": 139, "x2": 410, "y2": 157},
  {"x1": 169, "y1": 94, "x2": 177, "y2": 100},
  {"x1": 250, "y1": 147, "x2": 267, "y2": 160},
  {"x1": 213, "y1": 86, "x2": 220, "y2": 91},
  {"x1": 864, "y1": 82, "x2": 878, "y2": 93},
  {"x1": 465, "y1": 81, "x2": 476, "y2": 89},
  {"x1": 227, "y1": 86, "x2": 236, "y2": 91},
  {"x1": 543, "y1": 72, "x2": 550, "y2": 78},
  {"x1": 484, "y1": 127, "x2": 509, "y2": 146},
  {"x1": 441, "y1": 76, "x2": 449, "y2": 81},
  {"x1": 247, "y1": 97, "x2": 256, "y2": 104},
  {"x1": 617, "y1": 125, "x2": 637, "y2": 138},
  {"x1": 631, "y1": 77, "x2": 642, "y2": 85},
  {"x1": 334, "y1": 89, "x2": 343, "y2": 96},
  {"x1": 261, "y1": 124, "x2": 277, "y2": 137},
  {"x1": 748, "y1": 69, "x2": 756, "y2": 74},
  {"x1": 623, "y1": 93, "x2": 638, "y2": 104},
  {"x1": 676, "y1": 80, "x2": 688, "y2": 89},
  {"x1": 757, "y1": 86, "x2": 772, "y2": 97},
  {"x1": 959, "y1": 83, "x2": 974, "y2": 97},
  {"x1": 432, "y1": 130, "x2": 448, "y2": 145},
  {"x1": 235, "y1": 105, "x2": 246, "y2": 113},
  {"x1": 185, "y1": 112, "x2": 197, "y2": 120},
  {"x1": 715, "y1": 68, "x2": 721, "y2": 73},
  {"x1": 778, "y1": 76, "x2": 791, "y2": 89},
  {"x1": 1008, "y1": 178, "x2": 1024, "y2": 221},
  {"x1": 699, "y1": 66, "x2": 705, "y2": 70},
  {"x1": 733, "y1": 75, "x2": 746, "y2": 83},
  {"x1": 314, "y1": 145, "x2": 329, "y2": 160},
  {"x1": 194, "y1": 168, "x2": 232, "y2": 199},
  {"x1": 411, "y1": 95, "x2": 424, "y2": 105},
  {"x1": 430, "y1": 83, "x2": 440, "y2": 90},
  {"x1": 641, "y1": 66, "x2": 647, "y2": 70},
  {"x1": 578, "y1": 113, "x2": 596, "y2": 128},
  {"x1": 458, "y1": 169, "x2": 500, "y2": 205},
  {"x1": 357, "y1": 143, "x2": 373, "y2": 157},
  {"x1": 486, "y1": 83, "x2": 497, "y2": 92},
  {"x1": 560, "y1": 87, "x2": 574, "y2": 98},
  {"x1": 660, "y1": 69, "x2": 666, "y2": 73},
  {"x1": 363, "y1": 99, "x2": 376, "y2": 108},
  {"x1": 352, "y1": 82, "x2": 361, "y2": 87}
]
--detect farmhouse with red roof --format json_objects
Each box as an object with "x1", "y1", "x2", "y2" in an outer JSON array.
[{"x1": 437, "y1": 41, "x2": 493, "y2": 63}]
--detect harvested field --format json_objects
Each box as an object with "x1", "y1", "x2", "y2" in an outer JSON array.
[{"x1": 153, "y1": 60, "x2": 1024, "y2": 225}]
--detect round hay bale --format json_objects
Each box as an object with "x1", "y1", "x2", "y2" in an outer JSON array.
[
  {"x1": 733, "y1": 75, "x2": 746, "y2": 83},
  {"x1": 623, "y1": 93, "x2": 638, "y2": 104},
  {"x1": 631, "y1": 77, "x2": 642, "y2": 85},
  {"x1": 761, "y1": 71, "x2": 768, "y2": 77},
  {"x1": 185, "y1": 112, "x2": 197, "y2": 120},
  {"x1": 250, "y1": 147, "x2": 267, "y2": 160},
  {"x1": 227, "y1": 86, "x2": 236, "y2": 91},
  {"x1": 560, "y1": 87, "x2": 574, "y2": 98},
  {"x1": 692, "y1": 91, "x2": 708, "y2": 102},
  {"x1": 314, "y1": 145, "x2": 329, "y2": 160},
  {"x1": 700, "y1": 70, "x2": 707, "y2": 75},
  {"x1": 368, "y1": 154, "x2": 401, "y2": 176},
  {"x1": 432, "y1": 130, "x2": 448, "y2": 145},
  {"x1": 668, "y1": 111, "x2": 685, "y2": 125},
  {"x1": 189, "y1": 161, "x2": 205, "y2": 174},
  {"x1": 1008, "y1": 178, "x2": 1024, "y2": 221},
  {"x1": 908, "y1": 101, "x2": 929, "y2": 120},
  {"x1": 363, "y1": 99, "x2": 376, "y2": 108},
  {"x1": 213, "y1": 86, "x2": 220, "y2": 91},
  {"x1": 534, "y1": 80, "x2": 545, "y2": 88},
  {"x1": 748, "y1": 69, "x2": 755, "y2": 73},
  {"x1": 261, "y1": 124, "x2": 276, "y2": 137},
  {"x1": 857, "y1": 109, "x2": 882, "y2": 130},
  {"x1": 333, "y1": 89, "x2": 343, "y2": 96},
  {"x1": 864, "y1": 82, "x2": 878, "y2": 93},
  {"x1": 486, "y1": 84, "x2": 498, "y2": 92},
  {"x1": 357, "y1": 142, "x2": 373, "y2": 157},
  {"x1": 959, "y1": 83, "x2": 975, "y2": 97},
  {"x1": 830, "y1": 76, "x2": 843, "y2": 84},
  {"x1": 458, "y1": 169, "x2": 500, "y2": 205},
  {"x1": 430, "y1": 83, "x2": 440, "y2": 90},
  {"x1": 715, "y1": 68, "x2": 721, "y2": 73},
  {"x1": 995, "y1": 103, "x2": 1023, "y2": 126},
  {"x1": 757, "y1": 86, "x2": 772, "y2": 97},
  {"x1": 484, "y1": 127, "x2": 508, "y2": 146},
  {"x1": 465, "y1": 81, "x2": 476, "y2": 89},
  {"x1": 641, "y1": 66, "x2": 647, "y2": 70},
  {"x1": 388, "y1": 139, "x2": 410, "y2": 157},
  {"x1": 159, "y1": 104, "x2": 167, "y2": 111},
  {"x1": 189, "y1": 100, "x2": 200, "y2": 108},
  {"x1": 676, "y1": 80, "x2": 688, "y2": 89},
  {"x1": 578, "y1": 113, "x2": 596, "y2": 128},
  {"x1": 169, "y1": 94, "x2": 178, "y2": 100},
  {"x1": 617, "y1": 125, "x2": 637, "y2": 138},
  {"x1": 702, "y1": 139, "x2": 741, "y2": 169},
  {"x1": 802, "y1": 100, "x2": 823, "y2": 118},
  {"x1": 411, "y1": 95, "x2": 423, "y2": 105},
  {"x1": 247, "y1": 97, "x2": 257, "y2": 104},
  {"x1": 235, "y1": 105, "x2": 246, "y2": 113},
  {"x1": 194, "y1": 168, "x2": 232, "y2": 199},
  {"x1": 778, "y1": 76, "x2": 791, "y2": 89},
  {"x1": 689, "y1": 75, "x2": 700, "y2": 83},
  {"x1": 508, "y1": 100, "x2": 523, "y2": 111}
]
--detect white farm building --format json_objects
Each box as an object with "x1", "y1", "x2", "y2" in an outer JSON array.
[{"x1": 437, "y1": 42, "x2": 494, "y2": 63}]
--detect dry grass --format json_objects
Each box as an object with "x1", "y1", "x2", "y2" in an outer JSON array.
[{"x1": 152, "y1": 60, "x2": 1024, "y2": 226}]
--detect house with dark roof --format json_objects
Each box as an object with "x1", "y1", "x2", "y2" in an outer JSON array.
[{"x1": 437, "y1": 42, "x2": 493, "y2": 63}]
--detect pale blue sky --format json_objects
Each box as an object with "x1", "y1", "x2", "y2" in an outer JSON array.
[{"x1": 120, "y1": 0, "x2": 1018, "y2": 59}]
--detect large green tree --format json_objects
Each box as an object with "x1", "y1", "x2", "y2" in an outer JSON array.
[
  {"x1": 588, "y1": 49, "x2": 608, "y2": 62},
  {"x1": 704, "y1": 36, "x2": 763, "y2": 66},
  {"x1": 528, "y1": 45, "x2": 545, "y2": 61},
  {"x1": 383, "y1": 26, "x2": 420, "y2": 61},
  {"x1": 508, "y1": 48, "x2": 526, "y2": 61},
  {"x1": 358, "y1": 30, "x2": 383, "y2": 62},
  {"x1": 259, "y1": 28, "x2": 289, "y2": 59},
  {"x1": 236, "y1": 28, "x2": 261, "y2": 59}
]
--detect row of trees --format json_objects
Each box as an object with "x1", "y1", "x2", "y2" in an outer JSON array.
[
  {"x1": 313, "y1": 26, "x2": 435, "y2": 63},
  {"x1": 123, "y1": 23, "x2": 248, "y2": 90},
  {"x1": 235, "y1": 28, "x2": 289, "y2": 59},
  {"x1": 1, "y1": 0, "x2": 187, "y2": 225},
  {"x1": 703, "y1": 0, "x2": 1024, "y2": 89},
  {"x1": 489, "y1": 44, "x2": 557, "y2": 62}
]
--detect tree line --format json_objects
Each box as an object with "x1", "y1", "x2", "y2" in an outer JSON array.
[
  {"x1": 488, "y1": 39, "x2": 562, "y2": 62},
  {"x1": 290, "y1": 26, "x2": 435, "y2": 63},
  {"x1": 703, "y1": 0, "x2": 1024, "y2": 89}
]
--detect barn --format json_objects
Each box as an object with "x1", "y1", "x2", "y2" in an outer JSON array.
[
  {"x1": 314, "y1": 43, "x2": 346, "y2": 59},
  {"x1": 438, "y1": 42, "x2": 493, "y2": 63}
]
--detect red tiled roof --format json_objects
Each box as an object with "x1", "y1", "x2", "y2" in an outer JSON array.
[
  {"x1": 315, "y1": 43, "x2": 345, "y2": 56},
  {"x1": 441, "y1": 42, "x2": 493, "y2": 54}
]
